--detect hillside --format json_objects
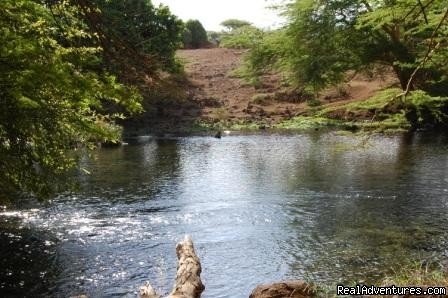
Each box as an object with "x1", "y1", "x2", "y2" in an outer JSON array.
[{"x1": 124, "y1": 48, "x2": 398, "y2": 134}]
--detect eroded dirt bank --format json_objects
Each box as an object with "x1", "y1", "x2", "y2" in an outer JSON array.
[{"x1": 124, "y1": 48, "x2": 397, "y2": 135}]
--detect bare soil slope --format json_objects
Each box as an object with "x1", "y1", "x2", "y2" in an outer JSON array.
[
  {"x1": 124, "y1": 48, "x2": 397, "y2": 134},
  {"x1": 178, "y1": 48, "x2": 397, "y2": 125}
]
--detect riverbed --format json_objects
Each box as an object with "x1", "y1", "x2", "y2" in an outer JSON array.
[{"x1": 1, "y1": 132, "x2": 448, "y2": 297}]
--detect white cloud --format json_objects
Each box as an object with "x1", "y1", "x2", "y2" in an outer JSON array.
[{"x1": 152, "y1": 0, "x2": 285, "y2": 31}]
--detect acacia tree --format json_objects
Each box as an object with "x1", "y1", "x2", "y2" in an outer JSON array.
[
  {"x1": 247, "y1": 0, "x2": 448, "y2": 94},
  {"x1": 220, "y1": 19, "x2": 252, "y2": 31}
]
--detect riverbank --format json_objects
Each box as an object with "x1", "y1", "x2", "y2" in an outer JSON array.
[{"x1": 124, "y1": 48, "x2": 421, "y2": 136}]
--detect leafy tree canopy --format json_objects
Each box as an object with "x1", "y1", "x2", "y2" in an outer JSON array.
[
  {"x1": 94, "y1": 0, "x2": 184, "y2": 72},
  {"x1": 183, "y1": 19, "x2": 208, "y2": 49},
  {"x1": 0, "y1": 0, "x2": 188, "y2": 201},
  {"x1": 220, "y1": 19, "x2": 252, "y2": 31},
  {"x1": 220, "y1": 25, "x2": 265, "y2": 49},
  {"x1": 246, "y1": 0, "x2": 448, "y2": 95}
]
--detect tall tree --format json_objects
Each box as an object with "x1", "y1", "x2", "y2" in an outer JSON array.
[
  {"x1": 183, "y1": 20, "x2": 208, "y2": 49},
  {"x1": 0, "y1": 0, "x2": 142, "y2": 200},
  {"x1": 94, "y1": 0, "x2": 184, "y2": 72},
  {"x1": 247, "y1": 0, "x2": 448, "y2": 94}
]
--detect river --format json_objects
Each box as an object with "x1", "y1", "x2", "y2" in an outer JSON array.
[{"x1": 1, "y1": 132, "x2": 448, "y2": 297}]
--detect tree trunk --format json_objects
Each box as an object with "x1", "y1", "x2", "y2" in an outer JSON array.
[
  {"x1": 392, "y1": 63, "x2": 414, "y2": 91},
  {"x1": 140, "y1": 236, "x2": 205, "y2": 298}
]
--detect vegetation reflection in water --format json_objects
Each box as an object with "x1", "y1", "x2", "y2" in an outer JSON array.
[{"x1": 1, "y1": 132, "x2": 448, "y2": 297}]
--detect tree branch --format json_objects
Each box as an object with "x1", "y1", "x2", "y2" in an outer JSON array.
[
  {"x1": 418, "y1": 0, "x2": 429, "y2": 24},
  {"x1": 401, "y1": 7, "x2": 448, "y2": 97}
]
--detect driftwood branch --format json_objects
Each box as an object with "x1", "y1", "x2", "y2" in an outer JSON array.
[{"x1": 140, "y1": 236, "x2": 205, "y2": 298}]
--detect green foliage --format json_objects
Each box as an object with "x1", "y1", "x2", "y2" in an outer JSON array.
[
  {"x1": 275, "y1": 116, "x2": 342, "y2": 130},
  {"x1": 183, "y1": 20, "x2": 208, "y2": 49},
  {"x1": 94, "y1": 0, "x2": 184, "y2": 71},
  {"x1": 238, "y1": 29, "x2": 289, "y2": 80},
  {"x1": 245, "y1": 0, "x2": 448, "y2": 95},
  {"x1": 334, "y1": 88, "x2": 403, "y2": 112},
  {"x1": 381, "y1": 262, "x2": 448, "y2": 288},
  {"x1": 207, "y1": 31, "x2": 222, "y2": 46},
  {"x1": 307, "y1": 99, "x2": 322, "y2": 107},
  {"x1": 0, "y1": 0, "x2": 142, "y2": 199},
  {"x1": 182, "y1": 28, "x2": 193, "y2": 48},
  {"x1": 318, "y1": 87, "x2": 448, "y2": 130},
  {"x1": 220, "y1": 19, "x2": 252, "y2": 31},
  {"x1": 405, "y1": 90, "x2": 448, "y2": 128},
  {"x1": 220, "y1": 25, "x2": 265, "y2": 49}
]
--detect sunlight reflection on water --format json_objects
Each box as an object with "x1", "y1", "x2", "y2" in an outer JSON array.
[{"x1": 1, "y1": 132, "x2": 448, "y2": 297}]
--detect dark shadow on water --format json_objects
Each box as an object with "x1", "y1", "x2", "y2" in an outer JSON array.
[{"x1": 0, "y1": 218, "x2": 60, "y2": 297}]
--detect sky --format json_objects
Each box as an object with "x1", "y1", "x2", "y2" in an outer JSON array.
[{"x1": 152, "y1": 0, "x2": 286, "y2": 31}]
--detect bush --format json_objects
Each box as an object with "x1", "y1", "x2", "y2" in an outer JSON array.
[
  {"x1": 183, "y1": 20, "x2": 208, "y2": 49},
  {"x1": 405, "y1": 91, "x2": 448, "y2": 129},
  {"x1": 236, "y1": 29, "x2": 289, "y2": 85},
  {"x1": 220, "y1": 25, "x2": 264, "y2": 49},
  {"x1": 207, "y1": 31, "x2": 222, "y2": 47}
]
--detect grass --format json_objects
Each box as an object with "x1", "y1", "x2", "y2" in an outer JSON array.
[
  {"x1": 312, "y1": 262, "x2": 448, "y2": 297},
  {"x1": 188, "y1": 119, "x2": 263, "y2": 132},
  {"x1": 187, "y1": 88, "x2": 434, "y2": 133},
  {"x1": 318, "y1": 88, "x2": 402, "y2": 116},
  {"x1": 357, "y1": 112, "x2": 411, "y2": 132},
  {"x1": 381, "y1": 262, "x2": 448, "y2": 288},
  {"x1": 274, "y1": 116, "x2": 343, "y2": 130}
]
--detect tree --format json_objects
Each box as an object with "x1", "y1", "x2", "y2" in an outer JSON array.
[
  {"x1": 247, "y1": 0, "x2": 448, "y2": 94},
  {"x1": 220, "y1": 19, "x2": 252, "y2": 31},
  {"x1": 94, "y1": 0, "x2": 184, "y2": 72},
  {"x1": 0, "y1": 0, "x2": 142, "y2": 200},
  {"x1": 208, "y1": 31, "x2": 222, "y2": 47},
  {"x1": 220, "y1": 25, "x2": 264, "y2": 49},
  {"x1": 183, "y1": 20, "x2": 208, "y2": 49}
]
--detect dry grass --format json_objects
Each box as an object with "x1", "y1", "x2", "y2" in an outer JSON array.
[{"x1": 381, "y1": 262, "x2": 448, "y2": 288}]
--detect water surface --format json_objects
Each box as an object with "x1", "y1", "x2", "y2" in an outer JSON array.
[{"x1": 1, "y1": 132, "x2": 448, "y2": 297}]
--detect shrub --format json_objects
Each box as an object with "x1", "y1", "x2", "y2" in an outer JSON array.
[
  {"x1": 183, "y1": 20, "x2": 208, "y2": 49},
  {"x1": 220, "y1": 25, "x2": 264, "y2": 49}
]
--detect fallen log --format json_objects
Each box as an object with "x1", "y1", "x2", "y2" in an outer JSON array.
[{"x1": 140, "y1": 235, "x2": 205, "y2": 298}]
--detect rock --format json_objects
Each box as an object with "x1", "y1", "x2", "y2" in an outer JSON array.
[{"x1": 249, "y1": 281, "x2": 315, "y2": 298}]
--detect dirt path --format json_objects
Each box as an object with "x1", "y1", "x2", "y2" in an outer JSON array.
[{"x1": 178, "y1": 48, "x2": 397, "y2": 125}]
